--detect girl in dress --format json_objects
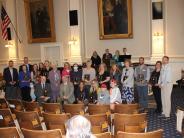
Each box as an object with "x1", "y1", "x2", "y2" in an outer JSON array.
[{"x1": 121, "y1": 59, "x2": 134, "y2": 104}]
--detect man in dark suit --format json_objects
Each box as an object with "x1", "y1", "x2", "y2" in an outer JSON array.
[
  {"x1": 19, "y1": 57, "x2": 33, "y2": 72},
  {"x1": 34, "y1": 75, "x2": 51, "y2": 104},
  {"x1": 3, "y1": 60, "x2": 19, "y2": 99},
  {"x1": 102, "y1": 49, "x2": 112, "y2": 69}
]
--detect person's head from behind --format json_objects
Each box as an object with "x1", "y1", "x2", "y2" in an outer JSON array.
[
  {"x1": 24, "y1": 57, "x2": 29, "y2": 64},
  {"x1": 66, "y1": 115, "x2": 92, "y2": 138},
  {"x1": 162, "y1": 56, "x2": 169, "y2": 65},
  {"x1": 8, "y1": 60, "x2": 14, "y2": 68},
  {"x1": 40, "y1": 76, "x2": 46, "y2": 84},
  {"x1": 139, "y1": 57, "x2": 144, "y2": 65}
]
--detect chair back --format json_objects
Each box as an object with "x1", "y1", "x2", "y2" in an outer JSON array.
[
  {"x1": 114, "y1": 113, "x2": 147, "y2": 135},
  {"x1": 42, "y1": 103, "x2": 62, "y2": 114},
  {"x1": 63, "y1": 104, "x2": 85, "y2": 116},
  {"x1": 117, "y1": 129, "x2": 163, "y2": 138},
  {"x1": 15, "y1": 110, "x2": 42, "y2": 130},
  {"x1": 0, "y1": 98, "x2": 8, "y2": 109},
  {"x1": 0, "y1": 109, "x2": 15, "y2": 127},
  {"x1": 22, "y1": 128, "x2": 62, "y2": 138},
  {"x1": 88, "y1": 104, "x2": 110, "y2": 115},
  {"x1": 114, "y1": 104, "x2": 139, "y2": 114},
  {"x1": 43, "y1": 112, "x2": 70, "y2": 134},
  {"x1": 95, "y1": 132, "x2": 111, "y2": 138},
  {"x1": 0, "y1": 127, "x2": 20, "y2": 138},
  {"x1": 85, "y1": 114, "x2": 108, "y2": 134},
  {"x1": 7, "y1": 99, "x2": 24, "y2": 113},
  {"x1": 22, "y1": 101, "x2": 42, "y2": 116}
]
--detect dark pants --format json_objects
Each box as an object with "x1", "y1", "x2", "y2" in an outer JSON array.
[
  {"x1": 5, "y1": 86, "x2": 17, "y2": 99},
  {"x1": 136, "y1": 85, "x2": 148, "y2": 108},
  {"x1": 21, "y1": 86, "x2": 31, "y2": 101},
  {"x1": 152, "y1": 86, "x2": 162, "y2": 112}
]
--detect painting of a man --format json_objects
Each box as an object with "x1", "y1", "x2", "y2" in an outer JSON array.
[
  {"x1": 30, "y1": 1, "x2": 51, "y2": 38},
  {"x1": 24, "y1": 0, "x2": 55, "y2": 43},
  {"x1": 98, "y1": 0, "x2": 132, "y2": 39}
]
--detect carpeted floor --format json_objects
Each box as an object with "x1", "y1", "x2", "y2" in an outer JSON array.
[{"x1": 147, "y1": 86, "x2": 184, "y2": 138}]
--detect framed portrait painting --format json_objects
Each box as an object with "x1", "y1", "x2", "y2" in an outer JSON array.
[
  {"x1": 98, "y1": 0, "x2": 133, "y2": 39},
  {"x1": 24, "y1": 0, "x2": 56, "y2": 43}
]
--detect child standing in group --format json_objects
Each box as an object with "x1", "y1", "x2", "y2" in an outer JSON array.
[{"x1": 110, "y1": 79, "x2": 122, "y2": 111}]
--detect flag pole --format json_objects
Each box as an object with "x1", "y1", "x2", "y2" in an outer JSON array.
[{"x1": 9, "y1": 20, "x2": 22, "y2": 44}]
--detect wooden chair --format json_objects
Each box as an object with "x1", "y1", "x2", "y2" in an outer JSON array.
[
  {"x1": 0, "y1": 127, "x2": 20, "y2": 138},
  {"x1": 85, "y1": 114, "x2": 109, "y2": 134},
  {"x1": 22, "y1": 128, "x2": 62, "y2": 138},
  {"x1": 15, "y1": 110, "x2": 42, "y2": 130},
  {"x1": 43, "y1": 112, "x2": 70, "y2": 135},
  {"x1": 95, "y1": 132, "x2": 112, "y2": 138},
  {"x1": 0, "y1": 109, "x2": 15, "y2": 127},
  {"x1": 63, "y1": 104, "x2": 85, "y2": 116},
  {"x1": 117, "y1": 129, "x2": 163, "y2": 138},
  {"x1": 42, "y1": 103, "x2": 62, "y2": 114},
  {"x1": 114, "y1": 104, "x2": 139, "y2": 114},
  {"x1": 88, "y1": 104, "x2": 111, "y2": 115},
  {"x1": 114, "y1": 113, "x2": 147, "y2": 136},
  {"x1": 22, "y1": 101, "x2": 42, "y2": 116},
  {"x1": 7, "y1": 99, "x2": 24, "y2": 113},
  {"x1": 0, "y1": 98, "x2": 9, "y2": 109}
]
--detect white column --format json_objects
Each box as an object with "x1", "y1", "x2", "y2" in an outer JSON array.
[
  {"x1": 68, "y1": 0, "x2": 83, "y2": 64},
  {"x1": 151, "y1": 0, "x2": 165, "y2": 63}
]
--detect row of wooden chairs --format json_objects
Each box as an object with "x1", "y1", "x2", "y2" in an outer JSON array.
[
  {"x1": 0, "y1": 127, "x2": 163, "y2": 138},
  {"x1": 1, "y1": 98, "x2": 139, "y2": 116},
  {"x1": 0, "y1": 108, "x2": 147, "y2": 136}
]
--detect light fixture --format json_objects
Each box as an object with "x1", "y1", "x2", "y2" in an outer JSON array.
[
  {"x1": 5, "y1": 41, "x2": 13, "y2": 48},
  {"x1": 68, "y1": 37, "x2": 77, "y2": 45},
  {"x1": 153, "y1": 32, "x2": 163, "y2": 37}
]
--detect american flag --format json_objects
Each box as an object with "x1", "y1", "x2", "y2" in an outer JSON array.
[{"x1": 1, "y1": 6, "x2": 11, "y2": 40}]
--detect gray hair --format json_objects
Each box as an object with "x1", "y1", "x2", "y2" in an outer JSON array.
[{"x1": 66, "y1": 115, "x2": 95, "y2": 138}]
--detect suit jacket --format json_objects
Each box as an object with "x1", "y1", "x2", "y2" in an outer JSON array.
[
  {"x1": 48, "y1": 70, "x2": 61, "y2": 92},
  {"x1": 34, "y1": 83, "x2": 51, "y2": 103},
  {"x1": 3, "y1": 67, "x2": 18, "y2": 86},
  {"x1": 19, "y1": 64, "x2": 33, "y2": 72},
  {"x1": 60, "y1": 82, "x2": 75, "y2": 104}
]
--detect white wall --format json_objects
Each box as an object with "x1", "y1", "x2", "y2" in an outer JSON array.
[
  {"x1": 83, "y1": 0, "x2": 151, "y2": 59},
  {"x1": 165, "y1": 0, "x2": 184, "y2": 57}
]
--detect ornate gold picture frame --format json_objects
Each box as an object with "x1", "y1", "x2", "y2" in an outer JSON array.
[
  {"x1": 98, "y1": 0, "x2": 133, "y2": 39},
  {"x1": 24, "y1": 0, "x2": 56, "y2": 43}
]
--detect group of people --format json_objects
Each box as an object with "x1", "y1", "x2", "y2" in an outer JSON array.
[{"x1": 3, "y1": 49, "x2": 173, "y2": 118}]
